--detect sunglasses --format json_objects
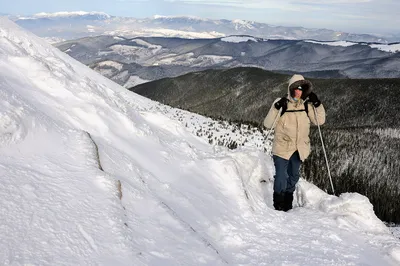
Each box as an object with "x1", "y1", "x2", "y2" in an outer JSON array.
[{"x1": 294, "y1": 86, "x2": 303, "y2": 91}]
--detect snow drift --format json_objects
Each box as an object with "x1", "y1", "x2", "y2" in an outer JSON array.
[{"x1": 0, "y1": 18, "x2": 399, "y2": 265}]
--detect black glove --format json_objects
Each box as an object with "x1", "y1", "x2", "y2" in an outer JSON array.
[
  {"x1": 308, "y1": 92, "x2": 321, "y2": 107},
  {"x1": 274, "y1": 97, "x2": 287, "y2": 110}
]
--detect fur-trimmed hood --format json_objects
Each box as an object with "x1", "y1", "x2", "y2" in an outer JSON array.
[
  {"x1": 263, "y1": 74, "x2": 326, "y2": 161},
  {"x1": 287, "y1": 74, "x2": 313, "y2": 101}
]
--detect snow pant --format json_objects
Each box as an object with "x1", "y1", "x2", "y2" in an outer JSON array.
[{"x1": 273, "y1": 151, "x2": 301, "y2": 194}]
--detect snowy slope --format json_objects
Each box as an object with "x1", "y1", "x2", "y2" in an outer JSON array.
[
  {"x1": 57, "y1": 35, "x2": 400, "y2": 84},
  {"x1": 32, "y1": 11, "x2": 111, "y2": 19},
  {"x1": 370, "y1": 43, "x2": 400, "y2": 53},
  {"x1": 221, "y1": 36, "x2": 259, "y2": 43},
  {"x1": 304, "y1": 40, "x2": 358, "y2": 47},
  {"x1": 1, "y1": 18, "x2": 400, "y2": 265},
  {"x1": 305, "y1": 39, "x2": 400, "y2": 52}
]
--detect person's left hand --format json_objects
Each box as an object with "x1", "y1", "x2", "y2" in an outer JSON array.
[{"x1": 308, "y1": 92, "x2": 321, "y2": 107}]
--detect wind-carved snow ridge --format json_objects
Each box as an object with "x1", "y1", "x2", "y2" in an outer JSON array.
[{"x1": 0, "y1": 17, "x2": 400, "y2": 265}]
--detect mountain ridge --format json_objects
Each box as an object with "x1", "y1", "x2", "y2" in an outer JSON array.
[
  {"x1": 54, "y1": 35, "x2": 400, "y2": 88},
  {"x1": 10, "y1": 12, "x2": 396, "y2": 43},
  {"x1": 130, "y1": 67, "x2": 400, "y2": 127}
]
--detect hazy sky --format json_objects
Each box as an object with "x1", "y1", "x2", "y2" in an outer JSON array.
[{"x1": 1, "y1": 0, "x2": 399, "y2": 35}]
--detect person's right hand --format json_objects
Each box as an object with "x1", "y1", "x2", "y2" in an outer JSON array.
[
  {"x1": 308, "y1": 92, "x2": 321, "y2": 107},
  {"x1": 274, "y1": 97, "x2": 287, "y2": 110}
]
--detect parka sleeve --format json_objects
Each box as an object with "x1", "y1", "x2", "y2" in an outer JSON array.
[
  {"x1": 308, "y1": 103, "x2": 326, "y2": 126},
  {"x1": 263, "y1": 98, "x2": 281, "y2": 129}
]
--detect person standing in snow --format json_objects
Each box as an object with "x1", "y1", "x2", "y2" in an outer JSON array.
[{"x1": 263, "y1": 74, "x2": 326, "y2": 211}]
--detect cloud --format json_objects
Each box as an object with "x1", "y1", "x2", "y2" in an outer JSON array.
[
  {"x1": 161, "y1": 0, "x2": 381, "y2": 14},
  {"x1": 333, "y1": 13, "x2": 372, "y2": 19},
  {"x1": 163, "y1": 0, "x2": 399, "y2": 21},
  {"x1": 294, "y1": 0, "x2": 372, "y2": 3},
  {"x1": 164, "y1": 0, "x2": 374, "y2": 9},
  {"x1": 164, "y1": 0, "x2": 287, "y2": 9},
  {"x1": 116, "y1": 0, "x2": 149, "y2": 2},
  {"x1": 162, "y1": 0, "x2": 375, "y2": 16}
]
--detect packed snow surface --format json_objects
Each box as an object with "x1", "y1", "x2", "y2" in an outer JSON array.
[{"x1": 0, "y1": 18, "x2": 400, "y2": 265}]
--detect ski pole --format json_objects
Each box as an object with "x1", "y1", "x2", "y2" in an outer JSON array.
[
  {"x1": 264, "y1": 108, "x2": 281, "y2": 143},
  {"x1": 312, "y1": 105, "x2": 335, "y2": 195}
]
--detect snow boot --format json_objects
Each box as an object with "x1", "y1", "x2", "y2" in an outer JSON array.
[
  {"x1": 283, "y1": 192, "x2": 294, "y2": 211},
  {"x1": 273, "y1": 192, "x2": 285, "y2": 211}
]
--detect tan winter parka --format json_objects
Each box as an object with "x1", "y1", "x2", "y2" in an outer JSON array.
[{"x1": 263, "y1": 75, "x2": 326, "y2": 161}]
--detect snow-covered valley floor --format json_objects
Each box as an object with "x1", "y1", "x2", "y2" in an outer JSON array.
[{"x1": 1, "y1": 17, "x2": 400, "y2": 265}]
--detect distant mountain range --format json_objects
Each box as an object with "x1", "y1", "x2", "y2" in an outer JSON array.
[
  {"x1": 9, "y1": 11, "x2": 399, "y2": 43},
  {"x1": 54, "y1": 35, "x2": 400, "y2": 86}
]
